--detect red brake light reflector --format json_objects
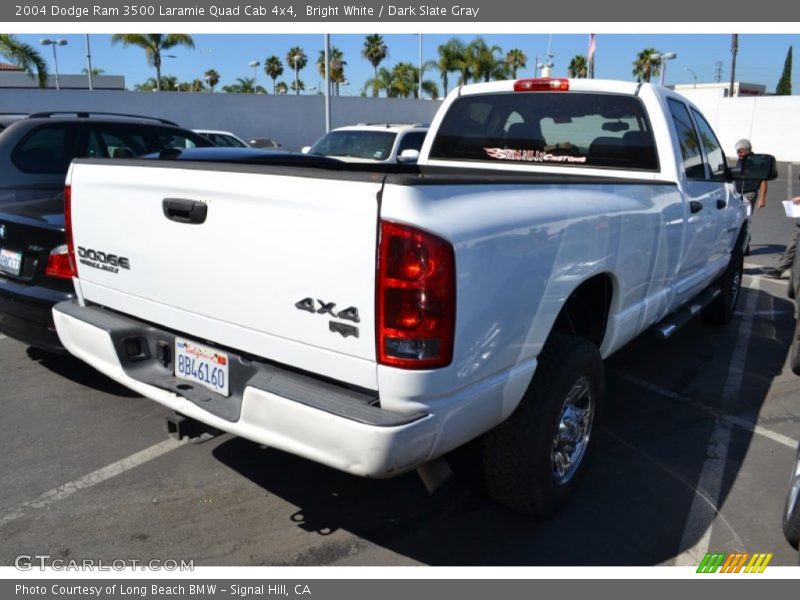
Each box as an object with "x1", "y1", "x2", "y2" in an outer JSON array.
[
  {"x1": 514, "y1": 78, "x2": 570, "y2": 92},
  {"x1": 63, "y1": 184, "x2": 78, "y2": 277},
  {"x1": 377, "y1": 221, "x2": 456, "y2": 369},
  {"x1": 45, "y1": 244, "x2": 75, "y2": 279}
]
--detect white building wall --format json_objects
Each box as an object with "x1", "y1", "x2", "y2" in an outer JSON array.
[
  {"x1": 1, "y1": 87, "x2": 798, "y2": 161},
  {"x1": 0, "y1": 88, "x2": 442, "y2": 151},
  {"x1": 676, "y1": 88, "x2": 800, "y2": 162}
]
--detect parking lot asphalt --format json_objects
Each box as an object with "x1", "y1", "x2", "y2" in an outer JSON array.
[{"x1": 1, "y1": 169, "x2": 799, "y2": 568}]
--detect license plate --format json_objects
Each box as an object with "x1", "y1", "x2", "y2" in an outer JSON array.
[
  {"x1": 0, "y1": 247, "x2": 22, "y2": 276},
  {"x1": 175, "y1": 337, "x2": 229, "y2": 397}
]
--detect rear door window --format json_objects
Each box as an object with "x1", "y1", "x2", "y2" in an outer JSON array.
[
  {"x1": 690, "y1": 109, "x2": 727, "y2": 180},
  {"x1": 11, "y1": 123, "x2": 79, "y2": 174},
  {"x1": 83, "y1": 123, "x2": 211, "y2": 158},
  {"x1": 428, "y1": 92, "x2": 658, "y2": 170},
  {"x1": 667, "y1": 99, "x2": 706, "y2": 180}
]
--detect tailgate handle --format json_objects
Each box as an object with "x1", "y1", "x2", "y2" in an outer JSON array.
[{"x1": 162, "y1": 198, "x2": 207, "y2": 224}]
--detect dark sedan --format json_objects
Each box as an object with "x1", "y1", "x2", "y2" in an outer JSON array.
[{"x1": 0, "y1": 194, "x2": 70, "y2": 352}]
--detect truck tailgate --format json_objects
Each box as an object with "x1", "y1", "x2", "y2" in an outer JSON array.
[{"x1": 68, "y1": 162, "x2": 382, "y2": 388}]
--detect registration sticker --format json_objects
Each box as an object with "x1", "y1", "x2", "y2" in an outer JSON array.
[
  {"x1": 0, "y1": 247, "x2": 22, "y2": 276},
  {"x1": 175, "y1": 337, "x2": 230, "y2": 397}
]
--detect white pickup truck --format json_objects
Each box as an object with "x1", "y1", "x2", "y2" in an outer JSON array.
[{"x1": 53, "y1": 78, "x2": 776, "y2": 517}]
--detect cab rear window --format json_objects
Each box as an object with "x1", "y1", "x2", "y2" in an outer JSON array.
[{"x1": 429, "y1": 92, "x2": 658, "y2": 170}]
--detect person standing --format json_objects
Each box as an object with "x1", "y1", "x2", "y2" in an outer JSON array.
[
  {"x1": 735, "y1": 138, "x2": 768, "y2": 211},
  {"x1": 763, "y1": 196, "x2": 800, "y2": 278}
]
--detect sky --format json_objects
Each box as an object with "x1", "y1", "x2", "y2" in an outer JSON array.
[{"x1": 9, "y1": 32, "x2": 800, "y2": 95}]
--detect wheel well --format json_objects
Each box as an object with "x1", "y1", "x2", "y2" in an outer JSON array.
[{"x1": 552, "y1": 274, "x2": 613, "y2": 348}]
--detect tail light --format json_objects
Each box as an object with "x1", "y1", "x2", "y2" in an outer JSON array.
[
  {"x1": 63, "y1": 184, "x2": 78, "y2": 277},
  {"x1": 45, "y1": 244, "x2": 74, "y2": 279},
  {"x1": 514, "y1": 78, "x2": 570, "y2": 92},
  {"x1": 377, "y1": 220, "x2": 455, "y2": 369}
]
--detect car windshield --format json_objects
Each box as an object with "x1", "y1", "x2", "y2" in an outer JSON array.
[
  {"x1": 200, "y1": 132, "x2": 248, "y2": 148},
  {"x1": 309, "y1": 130, "x2": 396, "y2": 160}
]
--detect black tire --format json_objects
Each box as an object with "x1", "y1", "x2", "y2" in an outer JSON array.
[
  {"x1": 702, "y1": 241, "x2": 744, "y2": 325},
  {"x1": 783, "y1": 444, "x2": 800, "y2": 550},
  {"x1": 482, "y1": 333, "x2": 604, "y2": 517},
  {"x1": 790, "y1": 319, "x2": 800, "y2": 376}
]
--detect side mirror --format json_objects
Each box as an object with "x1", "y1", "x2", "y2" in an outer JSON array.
[
  {"x1": 397, "y1": 149, "x2": 420, "y2": 164},
  {"x1": 731, "y1": 153, "x2": 779, "y2": 181},
  {"x1": 301, "y1": 146, "x2": 311, "y2": 154}
]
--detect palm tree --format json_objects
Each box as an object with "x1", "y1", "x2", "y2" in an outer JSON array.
[
  {"x1": 469, "y1": 38, "x2": 506, "y2": 82},
  {"x1": 264, "y1": 56, "x2": 283, "y2": 94},
  {"x1": 632, "y1": 48, "x2": 661, "y2": 83},
  {"x1": 203, "y1": 69, "x2": 220, "y2": 92},
  {"x1": 159, "y1": 75, "x2": 179, "y2": 91},
  {"x1": 286, "y1": 47, "x2": 306, "y2": 95},
  {"x1": 110, "y1": 34, "x2": 194, "y2": 92},
  {"x1": 505, "y1": 48, "x2": 527, "y2": 79},
  {"x1": 435, "y1": 38, "x2": 465, "y2": 96},
  {"x1": 568, "y1": 55, "x2": 589, "y2": 78},
  {"x1": 317, "y1": 47, "x2": 347, "y2": 95},
  {"x1": 391, "y1": 62, "x2": 418, "y2": 98},
  {"x1": 290, "y1": 79, "x2": 305, "y2": 94},
  {"x1": 362, "y1": 34, "x2": 388, "y2": 97},
  {"x1": 0, "y1": 34, "x2": 48, "y2": 87},
  {"x1": 134, "y1": 77, "x2": 159, "y2": 92},
  {"x1": 421, "y1": 80, "x2": 439, "y2": 100},
  {"x1": 81, "y1": 67, "x2": 105, "y2": 76},
  {"x1": 275, "y1": 81, "x2": 289, "y2": 95},
  {"x1": 363, "y1": 66, "x2": 393, "y2": 97},
  {"x1": 222, "y1": 77, "x2": 267, "y2": 94}
]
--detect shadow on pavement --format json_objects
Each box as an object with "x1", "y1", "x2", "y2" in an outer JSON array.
[
  {"x1": 209, "y1": 287, "x2": 795, "y2": 566},
  {"x1": 25, "y1": 346, "x2": 140, "y2": 398}
]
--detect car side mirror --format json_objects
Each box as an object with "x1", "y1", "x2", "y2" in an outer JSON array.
[
  {"x1": 397, "y1": 149, "x2": 420, "y2": 164},
  {"x1": 729, "y1": 153, "x2": 779, "y2": 181}
]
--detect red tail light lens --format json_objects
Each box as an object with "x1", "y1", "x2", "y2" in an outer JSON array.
[
  {"x1": 63, "y1": 184, "x2": 77, "y2": 277},
  {"x1": 377, "y1": 221, "x2": 455, "y2": 369},
  {"x1": 514, "y1": 78, "x2": 570, "y2": 92},
  {"x1": 44, "y1": 244, "x2": 75, "y2": 279}
]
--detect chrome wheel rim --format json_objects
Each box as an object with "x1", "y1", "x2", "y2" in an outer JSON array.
[
  {"x1": 551, "y1": 376, "x2": 594, "y2": 486},
  {"x1": 786, "y1": 450, "x2": 800, "y2": 524},
  {"x1": 730, "y1": 270, "x2": 742, "y2": 309}
]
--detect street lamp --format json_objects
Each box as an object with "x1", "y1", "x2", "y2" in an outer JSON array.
[
  {"x1": 651, "y1": 52, "x2": 677, "y2": 86},
  {"x1": 40, "y1": 38, "x2": 68, "y2": 90},
  {"x1": 248, "y1": 60, "x2": 260, "y2": 86},
  {"x1": 685, "y1": 67, "x2": 698, "y2": 88}
]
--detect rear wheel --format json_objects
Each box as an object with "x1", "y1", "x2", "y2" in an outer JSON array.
[
  {"x1": 783, "y1": 444, "x2": 800, "y2": 549},
  {"x1": 482, "y1": 333, "x2": 603, "y2": 517},
  {"x1": 790, "y1": 319, "x2": 800, "y2": 377},
  {"x1": 702, "y1": 241, "x2": 744, "y2": 325}
]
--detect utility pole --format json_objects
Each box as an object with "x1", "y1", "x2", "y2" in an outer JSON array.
[
  {"x1": 729, "y1": 34, "x2": 738, "y2": 97},
  {"x1": 714, "y1": 61, "x2": 723, "y2": 83}
]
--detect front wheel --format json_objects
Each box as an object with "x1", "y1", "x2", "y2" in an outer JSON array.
[
  {"x1": 482, "y1": 333, "x2": 604, "y2": 517},
  {"x1": 783, "y1": 443, "x2": 800, "y2": 550},
  {"x1": 702, "y1": 240, "x2": 744, "y2": 325}
]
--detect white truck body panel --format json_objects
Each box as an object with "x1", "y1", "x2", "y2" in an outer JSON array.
[{"x1": 69, "y1": 163, "x2": 382, "y2": 389}]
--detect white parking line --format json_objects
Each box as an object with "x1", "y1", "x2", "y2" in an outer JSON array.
[
  {"x1": 613, "y1": 279, "x2": 791, "y2": 565},
  {"x1": 0, "y1": 438, "x2": 183, "y2": 528}
]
